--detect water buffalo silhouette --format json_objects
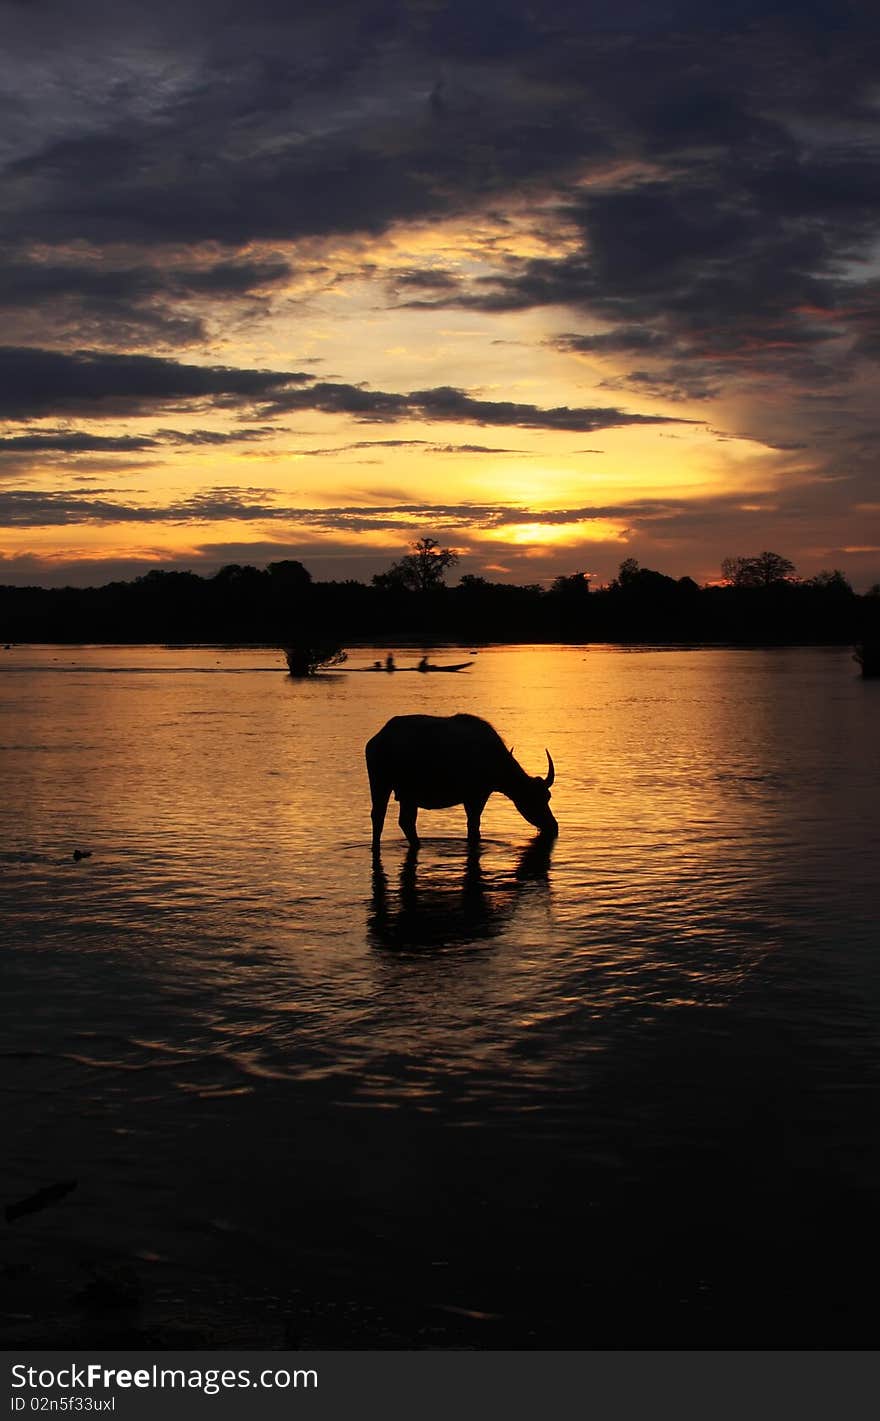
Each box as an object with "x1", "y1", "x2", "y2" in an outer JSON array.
[{"x1": 366, "y1": 713, "x2": 558, "y2": 852}]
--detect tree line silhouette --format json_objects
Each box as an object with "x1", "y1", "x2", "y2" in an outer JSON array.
[{"x1": 1, "y1": 540, "x2": 878, "y2": 647}]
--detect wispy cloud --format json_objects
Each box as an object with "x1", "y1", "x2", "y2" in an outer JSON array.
[{"x1": 0, "y1": 487, "x2": 797, "y2": 534}]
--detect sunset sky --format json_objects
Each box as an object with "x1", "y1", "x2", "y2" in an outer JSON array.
[{"x1": 2, "y1": 0, "x2": 879, "y2": 588}]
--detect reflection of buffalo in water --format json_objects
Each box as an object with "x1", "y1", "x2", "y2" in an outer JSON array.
[
  {"x1": 366, "y1": 714, "x2": 558, "y2": 852},
  {"x1": 368, "y1": 837, "x2": 554, "y2": 952}
]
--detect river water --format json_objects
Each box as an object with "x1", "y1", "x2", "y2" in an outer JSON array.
[{"x1": 2, "y1": 643, "x2": 879, "y2": 1346}]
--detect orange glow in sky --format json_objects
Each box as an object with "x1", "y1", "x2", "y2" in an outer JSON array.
[{"x1": 1, "y1": 7, "x2": 878, "y2": 589}]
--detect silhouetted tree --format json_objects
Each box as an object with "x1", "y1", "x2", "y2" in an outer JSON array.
[
  {"x1": 616, "y1": 557, "x2": 641, "y2": 586},
  {"x1": 208, "y1": 562, "x2": 268, "y2": 639},
  {"x1": 602, "y1": 558, "x2": 687, "y2": 638},
  {"x1": 268, "y1": 559, "x2": 312, "y2": 594},
  {"x1": 806, "y1": 569, "x2": 852, "y2": 593},
  {"x1": 212, "y1": 563, "x2": 253, "y2": 586},
  {"x1": 551, "y1": 571, "x2": 591, "y2": 596},
  {"x1": 267, "y1": 559, "x2": 313, "y2": 640},
  {"x1": 283, "y1": 639, "x2": 347, "y2": 677},
  {"x1": 721, "y1": 551, "x2": 796, "y2": 588},
  {"x1": 547, "y1": 570, "x2": 591, "y2": 638},
  {"x1": 373, "y1": 537, "x2": 459, "y2": 593}
]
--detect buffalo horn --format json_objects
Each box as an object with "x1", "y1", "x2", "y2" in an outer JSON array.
[{"x1": 544, "y1": 750, "x2": 555, "y2": 787}]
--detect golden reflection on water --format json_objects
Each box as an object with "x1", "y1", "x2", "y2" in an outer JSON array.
[
  {"x1": 5, "y1": 643, "x2": 880, "y2": 1350},
  {"x1": 2, "y1": 642, "x2": 879, "y2": 1101}
]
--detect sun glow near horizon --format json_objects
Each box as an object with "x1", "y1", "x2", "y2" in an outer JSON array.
[
  {"x1": 0, "y1": 408, "x2": 805, "y2": 587},
  {"x1": 0, "y1": 213, "x2": 855, "y2": 587}
]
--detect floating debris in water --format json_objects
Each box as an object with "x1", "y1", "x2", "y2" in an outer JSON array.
[
  {"x1": 72, "y1": 849, "x2": 92, "y2": 861},
  {"x1": 5, "y1": 1178, "x2": 77, "y2": 1223},
  {"x1": 431, "y1": 1302, "x2": 502, "y2": 1321}
]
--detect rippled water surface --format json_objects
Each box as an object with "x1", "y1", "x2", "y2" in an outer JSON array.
[{"x1": 3, "y1": 644, "x2": 879, "y2": 1345}]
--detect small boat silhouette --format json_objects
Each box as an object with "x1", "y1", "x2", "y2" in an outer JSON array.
[{"x1": 351, "y1": 661, "x2": 474, "y2": 673}]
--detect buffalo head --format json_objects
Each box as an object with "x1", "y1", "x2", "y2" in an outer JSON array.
[{"x1": 510, "y1": 749, "x2": 558, "y2": 837}]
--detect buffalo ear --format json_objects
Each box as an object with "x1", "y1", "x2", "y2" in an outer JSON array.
[{"x1": 508, "y1": 745, "x2": 515, "y2": 757}]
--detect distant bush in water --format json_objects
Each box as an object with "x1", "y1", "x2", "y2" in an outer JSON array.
[{"x1": 283, "y1": 641, "x2": 347, "y2": 676}]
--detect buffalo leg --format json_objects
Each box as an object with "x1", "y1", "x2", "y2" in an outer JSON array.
[
  {"x1": 398, "y1": 799, "x2": 420, "y2": 849},
  {"x1": 369, "y1": 779, "x2": 391, "y2": 854},
  {"x1": 464, "y1": 795, "x2": 488, "y2": 843}
]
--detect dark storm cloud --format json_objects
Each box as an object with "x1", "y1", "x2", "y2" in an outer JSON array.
[
  {"x1": 260, "y1": 381, "x2": 692, "y2": 431},
  {"x1": 3, "y1": 75, "x2": 437, "y2": 251},
  {"x1": 0, "y1": 426, "x2": 280, "y2": 453},
  {"x1": 553, "y1": 328, "x2": 669, "y2": 355},
  {"x1": 0, "y1": 490, "x2": 170, "y2": 526},
  {"x1": 172, "y1": 258, "x2": 293, "y2": 296},
  {"x1": 3, "y1": 1, "x2": 877, "y2": 282},
  {"x1": 396, "y1": 254, "x2": 595, "y2": 314},
  {"x1": 376, "y1": 9, "x2": 880, "y2": 409},
  {"x1": 0, "y1": 0, "x2": 618, "y2": 252},
  {"x1": 0, "y1": 347, "x2": 312, "y2": 418},
  {"x1": 0, "y1": 251, "x2": 296, "y2": 347},
  {"x1": 408, "y1": 169, "x2": 865, "y2": 380},
  {"x1": 600, "y1": 366, "x2": 723, "y2": 403},
  {"x1": 0, "y1": 485, "x2": 282, "y2": 527},
  {"x1": 0, "y1": 346, "x2": 692, "y2": 433},
  {"x1": 0, "y1": 432, "x2": 158, "y2": 453},
  {"x1": 408, "y1": 386, "x2": 688, "y2": 432},
  {"x1": 567, "y1": 179, "x2": 848, "y2": 344},
  {"x1": 387, "y1": 269, "x2": 463, "y2": 293}
]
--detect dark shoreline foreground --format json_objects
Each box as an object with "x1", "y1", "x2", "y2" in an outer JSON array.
[
  {"x1": 5, "y1": 1226, "x2": 877, "y2": 1352},
  {"x1": 4, "y1": 995, "x2": 876, "y2": 1351},
  {"x1": 3, "y1": 1161, "x2": 874, "y2": 1350}
]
